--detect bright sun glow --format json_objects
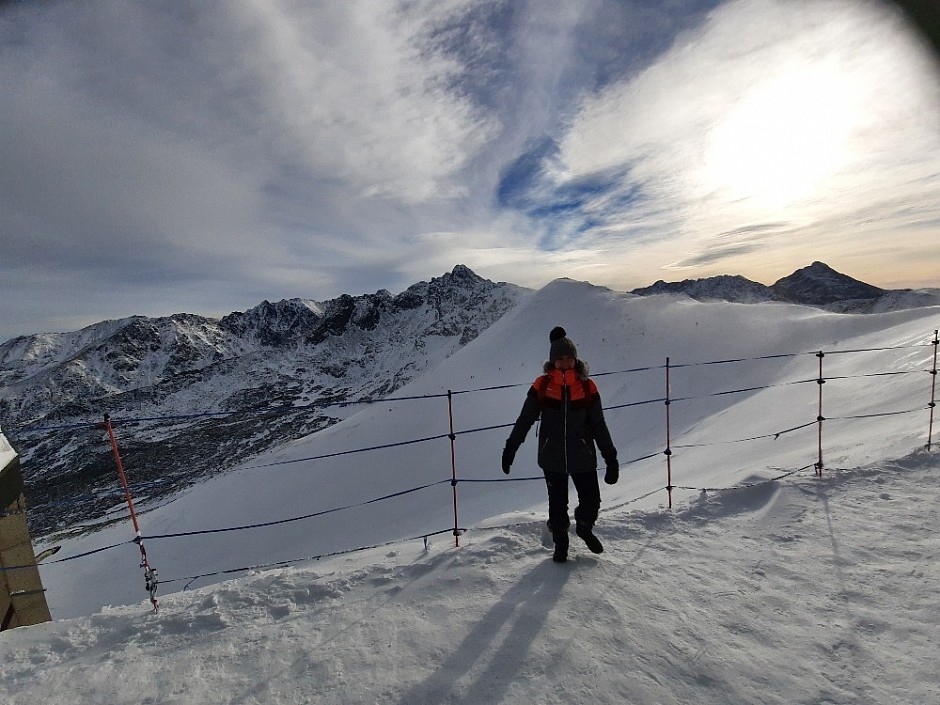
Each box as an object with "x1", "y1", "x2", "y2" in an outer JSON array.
[{"x1": 704, "y1": 63, "x2": 862, "y2": 212}]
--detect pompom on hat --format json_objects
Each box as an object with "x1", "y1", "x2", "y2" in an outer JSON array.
[{"x1": 549, "y1": 326, "x2": 578, "y2": 363}]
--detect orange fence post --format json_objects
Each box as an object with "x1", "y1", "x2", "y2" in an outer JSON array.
[
  {"x1": 102, "y1": 414, "x2": 159, "y2": 612},
  {"x1": 815, "y1": 352, "x2": 826, "y2": 477},
  {"x1": 664, "y1": 357, "x2": 674, "y2": 509},
  {"x1": 446, "y1": 391, "x2": 460, "y2": 547},
  {"x1": 928, "y1": 330, "x2": 938, "y2": 451}
]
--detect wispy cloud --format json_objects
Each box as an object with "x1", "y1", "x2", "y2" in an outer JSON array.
[
  {"x1": 1, "y1": 0, "x2": 938, "y2": 341},
  {"x1": 501, "y1": 0, "x2": 940, "y2": 283}
]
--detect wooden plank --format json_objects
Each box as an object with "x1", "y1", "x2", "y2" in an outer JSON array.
[
  {"x1": 0, "y1": 456, "x2": 24, "y2": 509},
  {"x1": 10, "y1": 590, "x2": 51, "y2": 619},
  {"x1": 0, "y1": 457, "x2": 53, "y2": 629},
  {"x1": 0, "y1": 512, "x2": 34, "y2": 551}
]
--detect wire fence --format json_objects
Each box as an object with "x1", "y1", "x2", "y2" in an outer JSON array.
[{"x1": 2, "y1": 330, "x2": 938, "y2": 611}]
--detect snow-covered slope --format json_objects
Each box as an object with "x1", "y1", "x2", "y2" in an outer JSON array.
[
  {"x1": 28, "y1": 278, "x2": 940, "y2": 621},
  {"x1": 3, "y1": 435, "x2": 938, "y2": 704}
]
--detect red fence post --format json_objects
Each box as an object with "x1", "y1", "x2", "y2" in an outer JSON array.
[
  {"x1": 447, "y1": 391, "x2": 460, "y2": 547},
  {"x1": 927, "y1": 330, "x2": 939, "y2": 451},
  {"x1": 664, "y1": 357, "x2": 674, "y2": 509},
  {"x1": 102, "y1": 414, "x2": 159, "y2": 612},
  {"x1": 815, "y1": 351, "x2": 826, "y2": 477}
]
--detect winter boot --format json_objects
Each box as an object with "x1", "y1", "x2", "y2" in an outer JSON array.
[
  {"x1": 552, "y1": 532, "x2": 569, "y2": 563},
  {"x1": 549, "y1": 519, "x2": 570, "y2": 563},
  {"x1": 576, "y1": 521, "x2": 604, "y2": 554}
]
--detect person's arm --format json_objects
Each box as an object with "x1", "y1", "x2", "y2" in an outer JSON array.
[
  {"x1": 588, "y1": 389, "x2": 619, "y2": 483},
  {"x1": 502, "y1": 387, "x2": 541, "y2": 472}
]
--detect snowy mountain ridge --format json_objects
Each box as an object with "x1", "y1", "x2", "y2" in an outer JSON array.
[
  {"x1": 21, "y1": 272, "x2": 940, "y2": 626},
  {"x1": 0, "y1": 261, "x2": 935, "y2": 540},
  {"x1": 632, "y1": 260, "x2": 940, "y2": 309},
  {"x1": 2, "y1": 268, "x2": 940, "y2": 705},
  {"x1": 0, "y1": 265, "x2": 524, "y2": 536}
]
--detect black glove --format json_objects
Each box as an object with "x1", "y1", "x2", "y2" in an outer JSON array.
[
  {"x1": 604, "y1": 462, "x2": 619, "y2": 485},
  {"x1": 502, "y1": 445, "x2": 515, "y2": 474}
]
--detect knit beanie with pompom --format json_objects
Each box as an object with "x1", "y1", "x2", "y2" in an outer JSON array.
[{"x1": 549, "y1": 326, "x2": 578, "y2": 363}]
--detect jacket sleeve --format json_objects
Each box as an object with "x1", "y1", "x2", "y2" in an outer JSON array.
[
  {"x1": 505, "y1": 387, "x2": 541, "y2": 453},
  {"x1": 588, "y1": 392, "x2": 618, "y2": 466}
]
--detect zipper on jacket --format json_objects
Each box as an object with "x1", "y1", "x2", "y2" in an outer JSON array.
[{"x1": 562, "y1": 369, "x2": 569, "y2": 474}]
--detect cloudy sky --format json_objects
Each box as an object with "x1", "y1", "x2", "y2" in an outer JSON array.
[{"x1": 2, "y1": 0, "x2": 939, "y2": 341}]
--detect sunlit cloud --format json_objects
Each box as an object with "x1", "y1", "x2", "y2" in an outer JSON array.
[
  {"x1": 509, "y1": 0, "x2": 940, "y2": 284},
  {"x1": 0, "y1": 0, "x2": 938, "y2": 341}
]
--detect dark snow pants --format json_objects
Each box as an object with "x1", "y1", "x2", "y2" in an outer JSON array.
[{"x1": 543, "y1": 469, "x2": 601, "y2": 535}]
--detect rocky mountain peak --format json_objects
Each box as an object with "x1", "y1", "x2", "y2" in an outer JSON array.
[
  {"x1": 221, "y1": 298, "x2": 325, "y2": 347},
  {"x1": 771, "y1": 261, "x2": 885, "y2": 306},
  {"x1": 447, "y1": 263, "x2": 478, "y2": 280}
]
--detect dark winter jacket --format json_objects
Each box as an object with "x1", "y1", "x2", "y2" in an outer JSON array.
[{"x1": 505, "y1": 360, "x2": 618, "y2": 475}]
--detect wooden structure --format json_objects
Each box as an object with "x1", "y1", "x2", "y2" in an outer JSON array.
[{"x1": 1, "y1": 430, "x2": 52, "y2": 630}]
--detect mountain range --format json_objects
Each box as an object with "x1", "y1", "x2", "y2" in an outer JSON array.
[
  {"x1": 630, "y1": 260, "x2": 939, "y2": 310},
  {"x1": 0, "y1": 265, "x2": 523, "y2": 536},
  {"x1": 1, "y1": 261, "x2": 936, "y2": 538}
]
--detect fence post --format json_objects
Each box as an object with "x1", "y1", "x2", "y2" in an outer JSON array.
[
  {"x1": 664, "y1": 357, "x2": 674, "y2": 508},
  {"x1": 928, "y1": 330, "x2": 938, "y2": 451},
  {"x1": 446, "y1": 391, "x2": 460, "y2": 547},
  {"x1": 101, "y1": 414, "x2": 159, "y2": 612},
  {"x1": 815, "y1": 351, "x2": 826, "y2": 477}
]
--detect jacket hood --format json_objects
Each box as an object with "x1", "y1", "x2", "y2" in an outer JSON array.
[{"x1": 543, "y1": 359, "x2": 590, "y2": 380}]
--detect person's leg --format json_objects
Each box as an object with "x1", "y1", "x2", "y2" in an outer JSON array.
[
  {"x1": 571, "y1": 470, "x2": 600, "y2": 525},
  {"x1": 571, "y1": 471, "x2": 603, "y2": 554},
  {"x1": 543, "y1": 470, "x2": 570, "y2": 562}
]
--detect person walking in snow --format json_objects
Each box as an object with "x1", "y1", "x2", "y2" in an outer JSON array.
[{"x1": 501, "y1": 326, "x2": 619, "y2": 563}]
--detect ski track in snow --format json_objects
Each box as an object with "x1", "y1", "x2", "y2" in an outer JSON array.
[{"x1": 3, "y1": 449, "x2": 938, "y2": 705}]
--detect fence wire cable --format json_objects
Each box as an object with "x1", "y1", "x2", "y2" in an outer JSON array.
[
  {"x1": 0, "y1": 540, "x2": 136, "y2": 572},
  {"x1": 12, "y1": 342, "x2": 932, "y2": 436},
  {"x1": 144, "y1": 480, "x2": 453, "y2": 540},
  {"x1": 163, "y1": 526, "x2": 463, "y2": 591},
  {"x1": 827, "y1": 406, "x2": 928, "y2": 421},
  {"x1": 673, "y1": 420, "x2": 818, "y2": 448},
  {"x1": 673, "y1": 464, "x2": 814, "y2": 492},
  {"x1": 9, "y1": 334, "x2": 938, "y2": 581}
]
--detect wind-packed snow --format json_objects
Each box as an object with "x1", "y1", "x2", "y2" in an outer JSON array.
[
  {"x1": 2, "y1": 279, "x2": 939, "y2": 704},
  {"x1": 0, "y1": 426, "x2": 16, "y2": 469}
]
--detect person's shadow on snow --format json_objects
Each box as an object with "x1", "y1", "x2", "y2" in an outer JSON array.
[{"x1": 396, "y1": 558, "x2": 573, "y2": 705}]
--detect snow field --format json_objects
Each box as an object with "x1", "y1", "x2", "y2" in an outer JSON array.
[
  {"x1": 2, "y1": 450, "x2": 938, "y2": 704},
  {"x1": 2, "y1": 281, "x2": 939, "y2": 703}
]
